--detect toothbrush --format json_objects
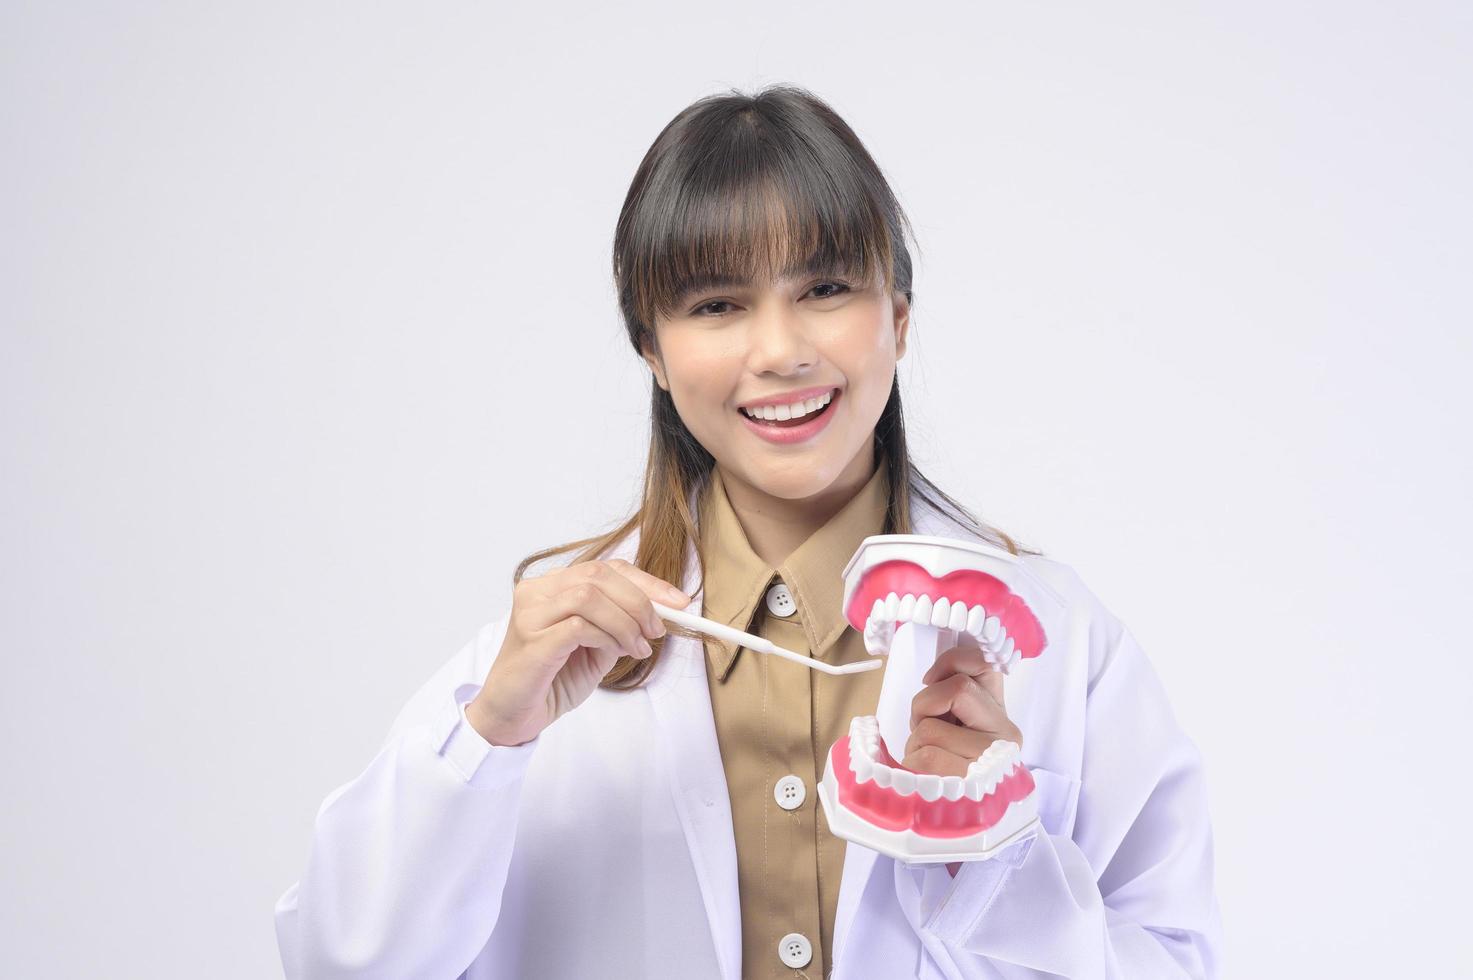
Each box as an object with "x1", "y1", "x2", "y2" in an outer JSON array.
[{"x1": 651, "y1": 601, "x2": 886, "y2": 675}]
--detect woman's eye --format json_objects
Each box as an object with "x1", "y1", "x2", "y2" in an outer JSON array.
[
  {"x1": 810, "y1": 281, "x2": 851, "y2": 300},
  {"x1": 690, "y1": 281, "x2": 850, "y2": 317}
]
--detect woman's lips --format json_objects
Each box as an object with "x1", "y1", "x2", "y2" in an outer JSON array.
[{"x1": 737, "y1": 388, "x2": 841, "y2": 444}]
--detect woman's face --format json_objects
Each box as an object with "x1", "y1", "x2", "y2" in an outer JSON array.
[{"x1": 642, "y1": 269, "x2": 909, "y2": 502}]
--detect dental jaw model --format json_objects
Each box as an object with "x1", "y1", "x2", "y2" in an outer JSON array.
[{"x1": 816, "y1": 534, "x2": 1064, "y2": 864}]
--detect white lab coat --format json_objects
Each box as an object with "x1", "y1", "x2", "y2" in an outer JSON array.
[{"x1": 274, "y1": 495, "x2": 1224, "y2": 979}]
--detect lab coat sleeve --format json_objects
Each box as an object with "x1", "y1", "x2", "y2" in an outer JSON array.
[
  {"x1": 273, "y1": 611, "x2": 541, "y2": 979},
  {"x1": 908, "y1": 620, "x2": 1225, "y2": 980}
]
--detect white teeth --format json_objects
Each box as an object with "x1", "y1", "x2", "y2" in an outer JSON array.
[
  {"x1": 863, "y1": 619, "x2": 893, "y2": 656},
  {"x1": 848, "y1": 717, "x2": 1023, "y2": 803},
  {"x1": 861, "y1": 593, "x2": 1028, "y2": 663},
  {"x1": 863, "y1": 601, "x2": 896, "y2": 655},
  {"x1": 742, "y1": 389, "x2": 833, "y2": 421},
  {"x1": 982, "y1": 739, "x2": 1019, "y2": 763},
  {"x1": 962, "y1": 740, "x2": 1021, "y2": 799},
  {"x1": 930, "y1": 596, "x2": 951, "y2": 628},
  {"x1": 985, "y1": 632, "x2": 1012, "y2": 671},
  {"x1": 915, "y1": 774, "x2": 943, "y2": 802}
]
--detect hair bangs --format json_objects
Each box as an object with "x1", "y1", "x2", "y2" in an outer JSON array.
[{"x1": 633, "y1": 148, "x2": 895, "y2": 327}]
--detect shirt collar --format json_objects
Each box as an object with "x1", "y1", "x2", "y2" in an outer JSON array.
[{"x1": 696, "y1": 455, "x2": 892, "y2": 682}]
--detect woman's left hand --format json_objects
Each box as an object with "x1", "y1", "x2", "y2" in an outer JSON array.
[
  {"x1": 901, "y1": 645, "x2": 1023, "y2": 779},
  {"x1": 901, "y1": 645, "x2": 1025, "y2": 877}
]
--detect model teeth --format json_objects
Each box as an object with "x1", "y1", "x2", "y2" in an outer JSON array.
[
  {"x1": 861, "y1": 593, "x2": 1024, "y2": 671},
  {"x1": 741, "y1": 389, "x2": 833, "y2": 421},
  {"x1": 845, "y1": 716, "x2": 1022, "y2": 801}
]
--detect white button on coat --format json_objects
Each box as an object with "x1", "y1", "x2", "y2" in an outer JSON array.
[
  {"x1": 773, "y1": 774, "x2": 806, "y2": 810},
  {"x1": 778, "y1": 932, "x2": 813, "y2": 968},
  {"x1": 764, "y1": 581, "x2": 796, "y2": 617}
]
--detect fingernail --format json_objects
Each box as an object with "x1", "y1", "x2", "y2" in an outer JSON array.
[{"x1": 638, "y1": 637, "x2": 653, "y2": 656}]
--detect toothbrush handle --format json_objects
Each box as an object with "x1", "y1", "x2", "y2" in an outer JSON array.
[{"x1": 652, "y1": 602, "x2": 885, "y2": 675}]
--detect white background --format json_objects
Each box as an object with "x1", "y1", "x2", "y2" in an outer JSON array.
[{"x1": 3, "y1": 2, "x2": 1469, "y2": 976}]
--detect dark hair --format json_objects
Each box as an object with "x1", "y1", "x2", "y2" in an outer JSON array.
[{"x1": 514, "y1": 83, "x2": 1039, "y2": 690}]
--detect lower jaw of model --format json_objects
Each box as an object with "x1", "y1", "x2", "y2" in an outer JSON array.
[{"x1": 818, "y1": 713, "x2": 1039, "y2": 863}]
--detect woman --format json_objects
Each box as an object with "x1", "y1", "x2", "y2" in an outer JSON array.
[{"x1": 275, "y1": 84, "x2": 1223, "y2": 979}]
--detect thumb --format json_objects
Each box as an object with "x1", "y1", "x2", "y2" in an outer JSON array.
[{"x1": 976, "y1": 663, "x2": 1006, "y2": 709}]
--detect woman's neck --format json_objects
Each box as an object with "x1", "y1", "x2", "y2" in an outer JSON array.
[{"x1": 716, "y1": 447, "x2": 876, "y2": 568}]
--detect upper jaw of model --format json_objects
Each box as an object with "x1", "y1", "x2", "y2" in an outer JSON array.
[
  {"x1": 861, "y1": 591, "x2": 1021, "y2": 671},
  {"x1": 841, "y1": 534, "x2": 1055, "y2": 674}
]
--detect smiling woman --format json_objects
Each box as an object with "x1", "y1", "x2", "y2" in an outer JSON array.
[{"x1": 276, "y1": 83, "x2": 1223, "y2": 980}]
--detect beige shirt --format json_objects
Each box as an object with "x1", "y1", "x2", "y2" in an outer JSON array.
[{"x1": 696, "y1": 457, "x2": 891, "y2": 979}]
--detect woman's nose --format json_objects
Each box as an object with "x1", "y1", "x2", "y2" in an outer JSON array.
[{"x1": 745, "y1": 306, "x2": 817, "y2": 370}]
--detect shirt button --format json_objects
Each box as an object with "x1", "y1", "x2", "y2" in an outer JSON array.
[
  {"x1": 778, "y1": 932, "x2": 813, "y2": 968},
  {"x1": 773, "y1": 773, "x2": 806, "y2": 810},
  {"x1": 765, "y1": 581, "x2": 796, "y2": 618}
]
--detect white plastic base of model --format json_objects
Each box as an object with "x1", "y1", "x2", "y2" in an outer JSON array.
[{"x1": 818, "y1": 752, "x2": 1042, "y2": 864}]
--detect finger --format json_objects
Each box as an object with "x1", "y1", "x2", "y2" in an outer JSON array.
[
  {"x1": 581, "y1": 562, "x2": 671, "y2": 639},
  {"x1": 975, "y1": 662, "x2": 1005, "y2": 709},
  {"x1": 553, "y1": 615, "x2": 638, "y2": 670},
  {"x1": 921, "y1": 645, "x2": 992, "y2": 685},
  {"x1": 903, "y1": 715, "x2": 994, "y2": 764},
  {"x1": 921, "y1": 647, "x2": 1008, "y2": 711},
  {"x1": 922, "y1": 645, "x2": 1008, "y2": 703},
  {"x1": 606, "y1": 558, "x2": 693, "y2": 608},
  {"x1": 525, "y1": 575, "x2": 651, "y2": 660},
  {"x1": 594, "y1": 560, "x2": 693, "y2": 640},
  {"x1": 516, "y1": 613, "x2": 629, "y2": 689},
  {"x1": 910, "y1": 673, "x2": 1009, "y2": 733},
  {"x1": 897, "y1": 742, "x2": 973, "y2": 779}
]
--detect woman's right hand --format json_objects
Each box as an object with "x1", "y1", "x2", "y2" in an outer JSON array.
[{"x1": 467, "y1": 558, "x2": 693, "y2": 747}]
